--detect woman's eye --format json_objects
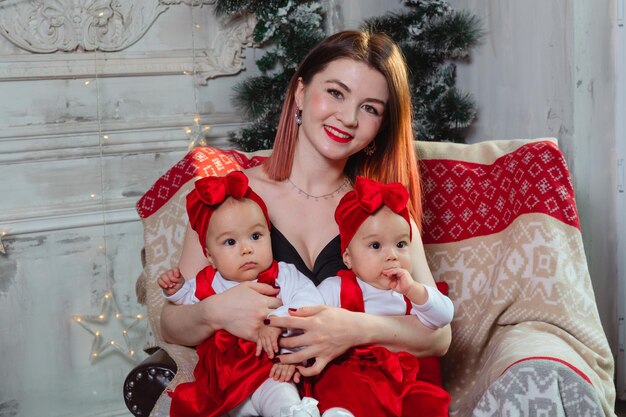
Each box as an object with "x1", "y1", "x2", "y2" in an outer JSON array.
[
  {"x1": 362, "y1": 104, "x2": 380, "y2": 116},
  {"x1": 251, "y1": 232, "x2": 261, "y2": 241},
  {"x1": 327, "y1": 88, "x2": 343, "y2": 99},
  {"x1": 224, "y1": 238, "x2": 236, "y2": 246},
  {"x1": 369, "y1": 242, "x2": 381, "y2": 250}
]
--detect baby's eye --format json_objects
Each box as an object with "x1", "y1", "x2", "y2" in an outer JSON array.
[
  {"x1": 397, "y1": 241, "x2": 409, "y2": 249},
  {"x1": 369, "y1": 242, "x2": 381, "y2": 250},
  {"x1": 224, "y1": 238, "x2": 236, "y2": 246},
  {"x1": 327, "y1": 88, "x2": 343, "y2": 99},
  {"x1": 251, "y1": 232, "x2": 261, "y2": 241}
]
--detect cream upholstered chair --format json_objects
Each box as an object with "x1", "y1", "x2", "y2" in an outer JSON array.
[{"x1": 124, "y1": 138, "x2": 616, "y2": 417}]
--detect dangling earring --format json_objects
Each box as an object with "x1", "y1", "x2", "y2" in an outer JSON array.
[
  {"x1": 294, "y1": 108, "x2": 302, "y2": 126},
  {"x1": 364, "y1": 141, "x2": 376, "y2": 156}
]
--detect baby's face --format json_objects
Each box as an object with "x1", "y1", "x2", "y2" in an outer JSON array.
[
  {"x1": 205, "y1": 198, "x2": 273, "y2": 282},
  {"x1": 343, "y1": 206, "x2": 412, "y2": 289}
]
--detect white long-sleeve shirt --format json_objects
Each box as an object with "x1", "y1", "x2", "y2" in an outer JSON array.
[
  {"x1": 165, "y1": 261, "x2": 324, "y2": 318},
  {"x1": 317, "y1": 275, "x2": 454, "y2": 329}
]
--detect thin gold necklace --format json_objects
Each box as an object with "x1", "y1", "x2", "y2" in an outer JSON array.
[{"x1": 286, "y1": 177, "x2": 350, "y2": 202}]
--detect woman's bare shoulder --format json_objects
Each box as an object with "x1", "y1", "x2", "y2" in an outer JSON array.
[
  {"x1": 245, "y1": 165, "x2": 272, "y2": 191},
  {"x1": 245, "y1": 165, "x2": 284, "y2": 200}
]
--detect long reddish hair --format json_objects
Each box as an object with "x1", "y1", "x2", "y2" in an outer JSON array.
[{"x1": 263, "y1": 30, "x2": 422, "y2": 229}]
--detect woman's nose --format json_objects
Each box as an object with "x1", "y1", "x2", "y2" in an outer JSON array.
[{"x1": 337, "y1": 105, "x2": 358, "y2": 127}]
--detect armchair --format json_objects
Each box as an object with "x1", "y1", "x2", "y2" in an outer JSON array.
[{"x1": 124, "y1": 138, "x2": 616, "y2": 417}]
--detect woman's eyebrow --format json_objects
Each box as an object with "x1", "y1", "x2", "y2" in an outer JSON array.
[{"x1": 325, "y1": 79, "x2": 387, "y2": 106}]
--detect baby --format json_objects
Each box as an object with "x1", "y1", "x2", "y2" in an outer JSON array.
[
  {"x1": 158, "y1": 171, "x2": 323, "y2": 417},
  {"x1": 309, "y1": 176, "x2": 454, "y2": 416}
]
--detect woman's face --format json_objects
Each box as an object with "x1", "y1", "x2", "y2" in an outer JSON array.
[{"x1": 295, "y1": 58, "x2": 389, "y2": 161}]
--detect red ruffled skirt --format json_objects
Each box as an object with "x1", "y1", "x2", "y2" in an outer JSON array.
[
  {"x1": 169, "y1": 330, "x2": 274, "y2": 417},
  {"x1": 303, "y1": 346, "x2": 449, "y2": 417}
]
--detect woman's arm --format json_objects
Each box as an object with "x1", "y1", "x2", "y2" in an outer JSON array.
[
  {"x1": 160, "y1": 224, "x2": 281, "y2": 345},
  {"x1": 161, "y1": 281, "x2": 282, "y2": 345},
  {"x1": 267, "y1": 219, "x2": 452, "y2": 376},
  {"x1": 269, "y1": 306, "x2": 451, "y2": 376}
]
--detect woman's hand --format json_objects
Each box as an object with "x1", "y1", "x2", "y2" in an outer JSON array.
[
  {"x1": 213, "y1": 282, "x2": 283, "y2": 342},
  {"x1": 267, "y1": 305, "x2": 362, "y2": 377},
  {"x1": 161, "y1": 280, "x2": 281, "y2": 346}
]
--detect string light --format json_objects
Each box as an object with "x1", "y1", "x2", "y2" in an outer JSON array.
[
  {"x1": 184, "y1": 5, "x2": 210, "y2": 150},
  {"x1": 72, "y1": 291, "x2": 145, "y2": 363},
  {"x1": 69, "y1": 22, "x2": 146, "y2": 365}
]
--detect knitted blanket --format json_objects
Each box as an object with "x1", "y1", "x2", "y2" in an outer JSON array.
[
  {"x1": 135, "y1": 139, "x2": 615, "y2": 417},
  {"x1": 418, "y1": 138, "x2": 615, "y2": 416}
]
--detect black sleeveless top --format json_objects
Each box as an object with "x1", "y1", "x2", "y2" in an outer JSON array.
[{"x1": 271, "y1": 227, "x2": 346, "y2": 286}]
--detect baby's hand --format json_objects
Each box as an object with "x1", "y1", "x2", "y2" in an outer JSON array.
[
  {"x1": 270, "y1": 363, "x2": 299, "y2": 383},
  {"x1": 157, "y1": 267, "x2": 184, "y2": 296},
  {"x1": 256, "y1": 323, "x2": 282, "y2": 359},
  {"x1": 383, "y1": 267, "x2": 414, "y2": 295},
  {"x1": 384, "y1": 267, "x2": 428, "y2": 305}
]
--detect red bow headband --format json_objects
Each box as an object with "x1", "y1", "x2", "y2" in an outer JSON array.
[
  {"x1": 335, "y1": 176, "x2": 411, "y2": 253},
  {"x1": 186, "y1": 171, "x2": 271, "y2": 253}
]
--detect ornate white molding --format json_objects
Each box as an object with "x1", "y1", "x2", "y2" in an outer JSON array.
[
  {"x1": 0, "y1": 47, "x2": 250, "y2": 82},
  {"x1": 0, "y1": 0, "x2": 170, "y2": 52},
  {"x1": 160, "y1": 0, "x2": 216, "y2": 4},
  {"x1": 0, "y1": 113, "x2": 243, "y2": 164},
  {"x1": 0, "y1": 0, "x2": 254, "y2": 82}
]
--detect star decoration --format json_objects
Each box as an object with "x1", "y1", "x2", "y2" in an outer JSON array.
[
  {"x1": 185, "y1": 115, "x2": 211, "y2": 150},
  {"x1": 73, "y1": 290, "x2": 145, "y2": 363},
  {"x1": 0, "y1": 230, "x2": 8, "y2": 255}
]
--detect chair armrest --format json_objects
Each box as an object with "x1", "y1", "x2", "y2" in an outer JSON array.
[
  {"x1": 445, "y1": 326, "x2": 610, "y2": 416},
  {"x1": 123, "y1": 348, "x2": 178, "y2": 416}
]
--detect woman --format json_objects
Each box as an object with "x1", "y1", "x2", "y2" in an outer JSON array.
[{"x1": 160, "y1": 30, "x2": 451, "y2": 378}]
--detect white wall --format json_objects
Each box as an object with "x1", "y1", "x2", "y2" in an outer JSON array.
[
  {"x1": 448, "y1": 0, "x2": 619, "y2": 357},
  {"x1": 0, "y1": 2, "x2": 256, "y2": 416}
]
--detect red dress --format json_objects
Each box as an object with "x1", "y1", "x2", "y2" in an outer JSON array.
[
  {"x1": 304, "y1": 270, "x2": 450, "y2": 417},
  {"x1": 169, "y1": 262, "x2": 279, "y2": 417}
]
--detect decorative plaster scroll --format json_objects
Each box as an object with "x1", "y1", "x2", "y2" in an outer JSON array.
[
  {"x1": 0, "y1": 2, "x2": 255, "y2": 82},
  {"x1": 160, "y1": 0, "x2": 216, "y2": 4},
  {"x1": 0, "y1": 0, "x2": 233, "y2": 54},
  {"x1": 195, "y1": 13, "x2": 256, "y2": 85},
  {"x1": 0, "y1": 0, "x2": 169, "y2": 52}
]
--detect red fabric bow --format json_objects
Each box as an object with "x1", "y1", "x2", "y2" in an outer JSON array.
[
  {"x1": 335, "y1": 176, "x2": 411, "y2": 252},
  {"x1": 352, "y1": 346, "x2": 420, "y2": 382},
  {"x1": 186, "y1": 171, "x2": 271, "y2": 253},
  {"x1": 354, "y1": 176, "x2": 410, "y2": 215},
  {"x1": 195, "y1": 170, "x2": 249, "y2": 205}
]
